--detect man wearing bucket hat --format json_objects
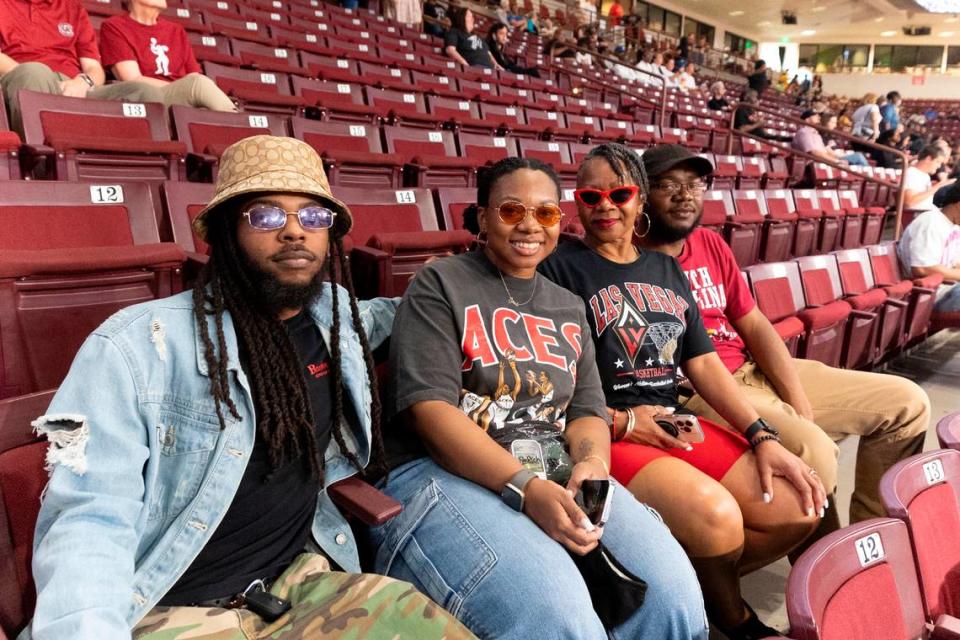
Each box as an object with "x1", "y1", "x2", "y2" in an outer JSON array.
[
  {"x1": 24, "y1": 135, "x2": 475, "y2": 640},
  {"x1": 637, "y1": 143, "x2": 929, "y2": 527}
]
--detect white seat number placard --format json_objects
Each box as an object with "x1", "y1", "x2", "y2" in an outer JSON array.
[
  {"x1": 90, "y1": 185, "x2": 125, "y2": 204},
  {"x1": 248, "y1": 115, "x2": 269, "y2": 127},
  {"x1": 396, "y1": 190, "x2": 416, "y2": 204},
  {"x1": 122, "y1": 103, "x2": 146, "y2": 118},
  {"x1": 855, "y1": 532, "x2": 885, "y2": 567},
  {"x1": 923, "y1": 458, "x2": 945, "y2": 485}
]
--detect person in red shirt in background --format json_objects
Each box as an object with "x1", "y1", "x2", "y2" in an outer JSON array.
[
  {"x1": 99, "y1": 0, "x2": 236, "y2": 111},
  {"x1": 0, "y1": 0, "x2": 162, "y2": 135},
  {"x1": 638, "y1": 144, "x2": 930, "y2": 528},
  {"x1": 606, "y1": 0, "x2": 624, "y2": 26}
]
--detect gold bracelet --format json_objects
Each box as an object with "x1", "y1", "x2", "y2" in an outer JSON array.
[{"x1": 582, "y1": 454, "x2": 610, "y2": 476}]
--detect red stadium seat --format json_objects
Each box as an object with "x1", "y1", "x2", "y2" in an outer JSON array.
[
  {"x1": 364, "y1": 87, "x2": 435, "y2": 128},
  {"x1": 818, "y1": 189, "x2": 863, "y2": 250},
  {"x1": 938, "y1": 413, "x2": 960, "y2": 451},
  {"x1": 0, "y1": 102, "x2": 20, "y2": 180},
  {"x1": 880, "y1": 449, "x2": 960, "y2": 623},
  {"x1": 699, "y1": 189, "x2": 732, "y2": 239},
  {"x1": 383, "y1": 126, "x2": 476, "y2": 188},
  {"x1": 16, "y1": 90, "x2": 185, "y2": 181},
  {"x1": 434, "y1": 187, "x2": 478, "y2": 231},
  {"x1": 743, "y1": 262, "x2": 805, "y2": 356},
  {"x1": 517, "y1": 139, "x2": 578, "y2": 187},
  {"x1": 867, "y1": 242, "x2": 924, "y2": 355},
  {"x1": 232, "y1": 40, "x2": 305, "y2": 73},
  {"x1": 764, "y1": 189, "x2": 816, "y2": 258},
  {"x1": 793, "y1": 189, "x2": 837, "y2": 254},
  {"x1": 839, "y1": 189, "x2": 887, "y2": 247},
  {"x1": 786, "y1": 518, "x2": 958, "y2": 640},
  {"x1": 170, "y1": 106, "x2": 288, "y2": 180},
  {"x1": 332, "y1": 186, "x2": 473, "y2": 297},
  {"x1": 710, "y1": 154, "x2": 738, "y2": 191},
  {"x1": 202, "y1": 62, "x2": 305, "y2": 114},
  {"x1": 793, "y1": 255, "x2": 855, "y2": 367},
  {"x1": 834, "y1": 248, "x2": 903, "y2": 365},
  {"x1": 290, "y1": 76, "x2": 381, "y2": 124},
  {"x1": 0, "y1": 182, "x2": 185, "y2": 398},
  {"x1": 206, "y1": 13, "x2": 277, "y2": 45},
  {"x1": 291, "y1": 117, "x2": 404, "y2": 188},
  {"x1": 187, "y1": 32, "x2": 242, "y2": 65},
  {"x1": 738, "y1": 156, "x2": 764, "y2": 190},
  {"x1": 160, "y1": 180, "x2": 215, "y2": 256},
  {"x1": 456, "y1": 132, "x2": 518, "y2": 166},
  {"x1": 0, "y1": 390, "x2": 57, "y2": 637},
  {"x1": 728, "y1": 189, "x2": 766, "y2": 267}
]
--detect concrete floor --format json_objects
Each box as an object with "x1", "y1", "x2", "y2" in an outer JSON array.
[{"x1": 743, "y1": 329, "x2": 960, "y2": 636}]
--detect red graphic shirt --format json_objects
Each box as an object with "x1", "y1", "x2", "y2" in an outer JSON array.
[
  {"x1": 0, "y1": 0, "x2": 100, "y2": 77},
  {"x1": 99, "y1": 14, "x2": 200, "y2": 80},
  {"x1": 676, "y1": 228, "x2": 757, "y2": 373}
]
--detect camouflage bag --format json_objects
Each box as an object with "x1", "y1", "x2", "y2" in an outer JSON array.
[{"x1": 134, "y1": 553, "x2": 476, "y2": 640}]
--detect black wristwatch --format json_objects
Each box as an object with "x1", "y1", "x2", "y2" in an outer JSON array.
[
  {"x1": 744, "y1": 418, "x2": 780, "y2": 447},
  {"x1": 500, "y1": 469, "x2": 537, "y2": 512}
]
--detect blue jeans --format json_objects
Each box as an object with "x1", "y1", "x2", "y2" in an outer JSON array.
[
  {"x1": 369, "y1": 458, "x2": 708, "y2": 640},
  {"x1": 935, "y1": 283, "x2": 960, "y2": 311},
  {"x1": 842, "y1": 152, "x2": 869, "y2": 166}
]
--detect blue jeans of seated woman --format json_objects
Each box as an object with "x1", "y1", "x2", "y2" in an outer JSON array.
[{"x1": 369, "y1": 458, "x2": 708, "y2": 640}]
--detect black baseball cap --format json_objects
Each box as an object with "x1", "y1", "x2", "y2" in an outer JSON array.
[
  {"x1": 801, "y1": 109, "x2": 817, "y2": 120},
  {"x1": 933, "y1": 181, "x2": 960, "y2": 208},
  {"x1": 641, "y1": 144, "x2": 713, "y2": 179}
]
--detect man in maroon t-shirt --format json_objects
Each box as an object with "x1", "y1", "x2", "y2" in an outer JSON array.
[
  {"x1": 98, "y1": 0, "x2": 235, "y2": 112},
  {"x1": 0, "y1": 0, "x2": 162, "y2": 134},
  {"x1": 638, "y1": 144, "x2": 930, "y2": 525}
]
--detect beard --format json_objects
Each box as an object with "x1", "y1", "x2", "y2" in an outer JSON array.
[
  {"x1": 645, "y1": 205, "x2": 703, "y2": 244},
  {"x1": 240, "y1": 247, "x2": 327, "y2": 313}
]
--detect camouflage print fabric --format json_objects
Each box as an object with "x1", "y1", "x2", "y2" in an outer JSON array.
[{"x1": 133, "y1": 553, "x2": 476, "y2": 640}]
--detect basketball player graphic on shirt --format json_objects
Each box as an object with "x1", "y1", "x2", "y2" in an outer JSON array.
[
  {"x1": 460, "y1": 350, "x2": 521, "y2": 431},
  {"x1": 150, "y1": 37, "x2": 171, "y2": 76}
]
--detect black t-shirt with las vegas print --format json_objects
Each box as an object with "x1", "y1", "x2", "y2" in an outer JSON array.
[
  {"x1": 386, "y1": 250, "x2": 609, "y2": 483},
  {"x1": 540, "y1": 240, "x2": 715, "y2": 410}
]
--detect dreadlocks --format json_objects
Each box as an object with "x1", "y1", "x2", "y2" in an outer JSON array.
[
  {"x1": 191, "y1": 206, "x2": 385, "y2": 484},
  {"x1": 579, "y1": 142, "x2": 650, "y2": 196}
]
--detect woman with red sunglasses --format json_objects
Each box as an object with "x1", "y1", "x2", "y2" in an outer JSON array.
[
  {"x1": 540, "y1": 143, "x2": 823, "y2": 640},
  {"x1": 369, "y1": 157, "x2": 708, "y2": 640}
]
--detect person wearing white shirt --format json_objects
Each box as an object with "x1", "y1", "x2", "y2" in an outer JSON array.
[
  {"x1": 898, "y1": 182, "x2": 960, "y2": 311},
  {"x1": 904, "y1": 145, "x2": 956, "y2": 211}
]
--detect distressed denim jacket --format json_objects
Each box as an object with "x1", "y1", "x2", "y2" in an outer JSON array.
[{"x1": 22, "y1": 285, "x2": 398, "y2": 640}]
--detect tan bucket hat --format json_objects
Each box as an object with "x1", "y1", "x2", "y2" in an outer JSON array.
[{"x1": 192, "y1": 135, "x2": 353, "y2": 240}]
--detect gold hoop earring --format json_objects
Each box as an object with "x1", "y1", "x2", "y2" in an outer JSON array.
[
  {"x1": 476, "y1": 229, "x2": 488, "y2": 245},
  {"x1": 634, "y1": 211, "x2": 651, "y2": 239}
]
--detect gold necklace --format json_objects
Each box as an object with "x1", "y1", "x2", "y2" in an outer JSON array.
[{"x1": 497, "y1": 268, "x2": 538, "y2": 306}]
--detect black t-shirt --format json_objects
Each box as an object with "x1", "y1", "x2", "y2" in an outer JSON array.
[
  {"x1": 540, "y1": 241, "x2": 714, "y2": 410},
  {"x1": 748, "y1": 71, "x2": 770, "y2": 94},
  {"x1": 424, "y1": 1, "x2": 445, "y2": 37},
  {"x1": 444, "y1": 27, "x2": 492, "y2": 68},
  {"x1": 707, "y1": 97, "x2": 729, "y2": 111},
  {"x1": 160, "y1": 311, "x2": 335, "y2": 605},
  {"x1": 734, "y1": 105, "x2": 754, "y2": 130},
  {"x1": 385, "y1": 251, "x2": 608, "y2": 482}
]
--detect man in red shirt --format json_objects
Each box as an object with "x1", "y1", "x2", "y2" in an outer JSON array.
[
  {"x1": 0, "y1": 0, "x2": 162, "y2": 134},
  {"x1": 638, "y1": 144, "x2": 930, "y2": 525},
  {"x1": 99, "y1": 0, "x2": 235, "y2": 111}
]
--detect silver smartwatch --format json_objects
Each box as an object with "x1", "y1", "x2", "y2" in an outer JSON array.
[{"x1": 500, "y1": 469, "x2": 537, "y2": 512}]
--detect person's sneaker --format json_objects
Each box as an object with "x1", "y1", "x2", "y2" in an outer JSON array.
[{"x1": 717, "y1": 604, "x2": 785, "y2": 640}]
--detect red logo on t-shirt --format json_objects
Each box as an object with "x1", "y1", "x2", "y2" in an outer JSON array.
[
  {"x1": 58, "y1": 23, "x2": 74, "y2": 37},
  {"x1": 306, "y1": 362, "x2": 330, "y2": 379}
]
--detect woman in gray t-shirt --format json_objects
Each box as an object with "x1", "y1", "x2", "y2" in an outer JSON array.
[{"x1": 367, "y1": 158, "x2": 707, "y2": 640}]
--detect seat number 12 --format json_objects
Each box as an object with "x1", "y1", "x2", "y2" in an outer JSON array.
[{"x1": 854, "y1": 532, "x2": 885, "y2": 567}]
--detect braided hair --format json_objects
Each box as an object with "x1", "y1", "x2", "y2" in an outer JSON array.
[
  {"x1": 191, "y1": 205, "x2": 385, "y2": 484},
  {"x1": 461, "y1": 156, "x2": 562, "y2": 234},
  {"x1": 578, "y1": 142, "x2": 649, "y2": 195}
]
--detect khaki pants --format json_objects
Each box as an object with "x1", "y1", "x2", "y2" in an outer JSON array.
[
  {"x1": 0, "y1": 61, "x2": 163, "y2": 136},
  {"x1": 685, "y1": 358, "x2": 929, "y2": 522},
  {"x1": 161, "y1": 73, "x2": 237, "y2": 112},
  {"x1": 134, "y1": 553, "x2": 476, "y2": 639}
]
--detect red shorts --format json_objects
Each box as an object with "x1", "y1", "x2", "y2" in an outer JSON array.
[{"x1": 610, "y1": 417, "x2": 749, "y2": 484}]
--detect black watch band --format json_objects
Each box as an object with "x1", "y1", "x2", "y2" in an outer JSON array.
[{"x1": 743, "y1": 418, "x2": 778, "y2": 444}]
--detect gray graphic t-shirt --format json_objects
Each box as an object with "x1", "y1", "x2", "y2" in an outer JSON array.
[{"x1": 388, "y1": 251, "x2": 608, "y2": 483}]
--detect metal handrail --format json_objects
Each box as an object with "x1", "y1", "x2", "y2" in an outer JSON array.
[{"x1": 725, "y1": 102, "x2": 910, "y2": 238}]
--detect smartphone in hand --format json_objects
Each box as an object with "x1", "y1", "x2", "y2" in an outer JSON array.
[
  {"x1": 575, "y1": 479, "x2": 614, "y2": 526},
  {"x1": 655, "y1": 414, "x2": 706, "y2": 443}
]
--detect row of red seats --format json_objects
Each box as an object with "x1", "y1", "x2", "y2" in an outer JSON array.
[
  {"x1": 783, "y1": 418, "x2": 960, "y2": 639},
  {"x1": 745, "y1": 244, "x2": 941, "y2": 371}
]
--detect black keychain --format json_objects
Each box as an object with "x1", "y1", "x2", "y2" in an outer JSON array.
[{"x1": 242, "y1": 579, "x2": 292, "y2": 622}]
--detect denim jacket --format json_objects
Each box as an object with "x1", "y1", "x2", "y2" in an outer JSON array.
[{"x1": 22, "y1": 285, "x2": 398, "y2": 639}]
